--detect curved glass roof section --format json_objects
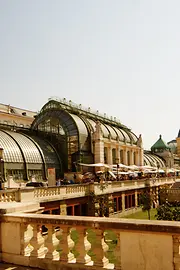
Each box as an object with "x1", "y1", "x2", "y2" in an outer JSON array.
[
  {"x1": 69, "y1": 113, "x2": 88, "y2": 136},
  {"x1": 144, "y1": 154, "x2": 153, "y2": 166},
  {"x1": 104, "y1": 124, "x2": 117, "y2": 140},
  {"x1": 33, "y1": 99, "x2": 139, "y2": 145},
  {"x1": 119, "y1": 129, "x2": 131, "y2": 143},
  {"x1": 85, "y1": 118, "x2": 96, "y2": 132},
  {"x1": 100, "y1": 123, "x2": 110, "y2": 138},
  {"x1": 0, "y1": 130, "x2": 24, "y2": 163},
  {"x1": 144, "y1": 153, "x2": 165, "y2": 168},
  {"x1": 146, "y1": 154, "x2": 158, "y2": 167},
  {"x1": 4, "y1": 130, "x2": 43, "y2": 164},
  {"x1": 29, "y1": 135, "x2": 60, "y2": 168},
  {"x1": 128, "y1": 131, "x2": 138, "y2": 144},
  {"x1": 111, "y1": 126, "x2": 125, "y2": 141},
  {"x1": 32, "y1": 109, "x2": 78, "y2": 137}
]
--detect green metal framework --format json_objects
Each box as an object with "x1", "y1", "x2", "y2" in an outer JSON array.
[
  {"x1": 0, "y1": 128, "x2": 61, "y2": 181},
  {"x1": 31, "y1": 98, "x2": 139, "y2": 171}
]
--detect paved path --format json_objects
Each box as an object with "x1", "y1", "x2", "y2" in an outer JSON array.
[{"x1": 0, "y1": 263, "x2": 40, "y2": 270}]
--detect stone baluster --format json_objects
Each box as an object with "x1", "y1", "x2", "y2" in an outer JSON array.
[
  {"x1": 59, "y1": 226, "x2": 70, "y2": 262},
  {"x1": 75, "y1": 228, "x2": 86, "y2": 264},
  {"x1": 34, "y1": 189, "x2": 37, "y2": 198},
  {"x1": 112, "y1": 231, "x2": 121, "y2": 269},
  {"x1": 20, "y1": 223, "x2": 31, "y2": 256},
  {"x1": 29, "y1": 224, "x2": 39, "y2": 258},
  {"x1": 39, "y1": 189, "x2": 43, "y2": 197},
  {"x1": 91, "y1": 229, "x2": 104, "y2": 267},
  {"x1": 45, "y1": 225, "x2": 58, "y2": 260}
]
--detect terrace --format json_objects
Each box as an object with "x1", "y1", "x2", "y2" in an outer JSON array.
[
  {"x1": 0, "y1": 177, "x2": 175, "y2": 204},
  {"x1": 0, "y1": 213, "x2": 179, "y2": 270},
  {"x1": 0, "y1": 177, "x2": 179, "y2": 269}
]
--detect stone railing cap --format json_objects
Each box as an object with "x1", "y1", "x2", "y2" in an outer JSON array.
[{"x1": 2, "y1": 213, "x2": 180, "y2": 234}]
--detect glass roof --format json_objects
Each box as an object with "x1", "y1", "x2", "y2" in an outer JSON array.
[
  {"x1": 144, "y1": 153, "x2": 165, "y2": 167},
  {"x1": 104, "y1": 124, "x2": 117, "y2": 140},
  {"x1": 144, "y1": 155, "x2": 150, "y2": 166},
  {"x1": 69, "y1": 113, "x2": 88, "y2": 136},
  {"x1": 32, "y1": 109, "x2": 78, "y2": 137},
  {"x1": 85, "y1": 118, "x2": 96, "y2": 132},
  {"x1": 128, "y1": 131, "x2": 138, "y2": 143},
  {"x1": 146, "y1": 153, "x2": 165, "y2": 167},
  {"x1": 5, "y1": 130, "x2": 43, "y2": 164},
  {"x1": 30, "y1": 135, "x2": 61, "y2": 168},
  {"x1": 112, "y1": 126, "x2": 125, "y2": 141},
  {"x1": 33, "y1": 100, "x2": 139, "y2": 147},
  {"x1": 0, "y1": 130, "x2": 24, "y2": 163},
  {"x1": 100, "y1": 123, "x2": 110, "y2": 138},
  {"x1": 120, "y1": 129, "x2": 131, "y2": 143}
]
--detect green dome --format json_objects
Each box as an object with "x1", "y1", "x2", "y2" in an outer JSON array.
[{"x1": 151, "y1": 135, "x2": 170, "y2": 151}]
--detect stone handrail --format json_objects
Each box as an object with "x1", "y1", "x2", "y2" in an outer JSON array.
[
  {"x1": 0, "y1": 189, "x2": 19, "y2": 202},
  {"x1": 34, "y1": 186, "x2": 63, "y2": 198},
  {"x1": 94, "y1": 177, "x2": 175, "y2": 195},
  {"x1": 0, "y1": 213, "x2": 179, "y2": 269},
  {"x1": 0, "y1": 177, "x2": 176, "y2": 203},
  {"x1": 65, "y1": 183, "x2": 90, "y2": 194}
]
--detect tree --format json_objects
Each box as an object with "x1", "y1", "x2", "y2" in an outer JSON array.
[
  {"x1": 156, "y1": 202, "x2": 180, "y2": 221},
  {"x1": 172, "y1": 207, "x2": 180, "y2": 221},
  {"x1": 140, "y1": 190, "x2": 152, "y2": 220},
  {"x1": 156, "y1": 202, "x2": 173, "y2": 220}
]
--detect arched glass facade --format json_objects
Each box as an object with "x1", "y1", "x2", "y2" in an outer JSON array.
[
  {"x1": 0, "y1": 129, "x2": 62, "y2": 181},
  {"x1": 32, "y1": 99, "x2": 140, "y2": 171},
  {"x1": 0, "y1": 130, "x2": 24, "y2": 163},
  {"x1": 144, "y1": 152, "x2": 165, "y2": 167}
]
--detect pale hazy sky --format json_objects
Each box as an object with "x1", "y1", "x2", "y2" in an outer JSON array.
[{"x1": 0, "y1": 0, "x2": 180, "y2": 149}]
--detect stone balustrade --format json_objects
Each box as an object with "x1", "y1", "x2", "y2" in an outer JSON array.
[
  {"x1": 0, "y1": 213, "x2": 180, "y2": 270},
  {"x1": 0, "y1": 189, "x2": 19, "y2": 202},
  {"x1": 94, "y1": 177, "x2": 175, "y2": 195},
  {"x1": 0, "y1": 177, "x2": 176, "y2": 203}
]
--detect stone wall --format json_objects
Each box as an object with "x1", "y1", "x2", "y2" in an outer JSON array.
[{"x1": 0, "y1": 213, "x2": 179, "y2": 270}]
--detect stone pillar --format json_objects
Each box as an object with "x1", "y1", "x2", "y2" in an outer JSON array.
[
  {"x1": 135, "y1": 151, "x2": 139, "y2": 166},
  {"x1": 60, "y1": 202, "x2": 67, "y2": 215},
  {"x1": 93, "y1": 121, "x2": 105, "y2": 170},
  {"x1": 137, "y1": 134, "x2": 144, "y2": 166},
  {"x1": 123, "y1": 149, "x2": 127, "y2": 165},
  {"x1": 130, "y1": 150, "x2": 134, "y2": 165},
  {"x1": 135, "y1": 190, "x2": 138, "y2": 207},
  {"x1": 139, "y1": 148, "x2": 144, "y2": 166},
  {"x1": 122, "y1": 193, "x2": 125, "y2": 212},
  {"x1": 108, "y1": 146, "x2": 112, "y2": 165},
  {"x1": 116, "y1": 146, "x2": 120, "y2": 163}
]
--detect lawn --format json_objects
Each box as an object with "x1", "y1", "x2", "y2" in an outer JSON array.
[{"x1": 123, "y1": 208, "x2": 157, "y2": 220}]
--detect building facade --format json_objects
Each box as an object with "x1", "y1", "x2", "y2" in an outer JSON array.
[{"x1": 0, "y1": 98, "x2": 169, "y2": 182}]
